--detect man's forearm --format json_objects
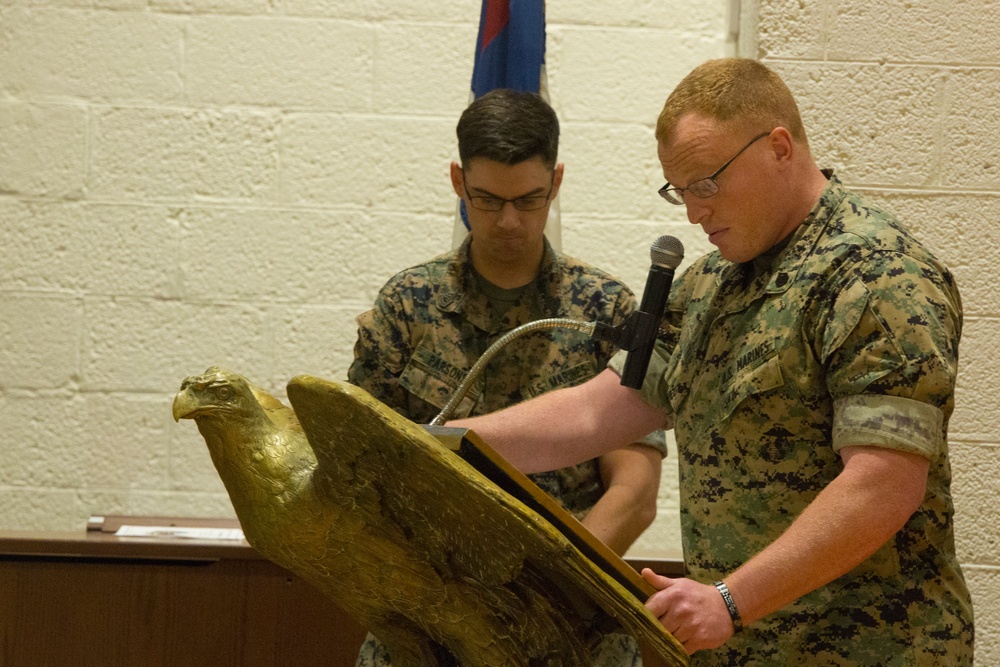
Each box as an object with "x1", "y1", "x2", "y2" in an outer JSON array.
[
  {"x1": 582, "y1": 444, "x2": 661, "y2": 555},
  {"x1": 449, "y1": 369, "x2": 666, "y2": 474},
  {"x1": 725, "y1": 445, "x2": 929, "y2": 627},
  {"x1": 643, "y1": 445, "x2": 930, "y2": 654}
]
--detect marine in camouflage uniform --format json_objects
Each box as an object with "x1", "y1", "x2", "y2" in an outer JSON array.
[
  {"x1": 350, "y1": 235, "x2": 665, "y2": 667},
  {"x1": 611, "y1": 173, "x2": 973, "y2": 665}
]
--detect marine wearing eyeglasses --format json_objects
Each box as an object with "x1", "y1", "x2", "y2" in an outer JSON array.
[
  {"x1": 448, "y1": 93, "x2": 564, "y2": 288},
  {"x1": 351, "y1": 89, "x2": 667, "y2": 667},
  {"x1": 449, "y1": 58, "x2": 973, "y2": 665}
]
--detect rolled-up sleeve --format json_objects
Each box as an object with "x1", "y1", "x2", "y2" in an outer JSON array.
[{"x1": 821, "y1": 249, "x2": 961, "y2": 461}]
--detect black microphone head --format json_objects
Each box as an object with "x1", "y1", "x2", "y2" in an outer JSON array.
[{"x1": 651, "y1": 235, "x2": 684, "y2": 269}]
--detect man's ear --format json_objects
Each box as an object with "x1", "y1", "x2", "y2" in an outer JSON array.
[
  {"x1": 768, "y1": 127, "x2": 795, "y2": 166},
  {"x1": 450, "y1": 162, "x2": 465, "y2": 198},
  {"x1": 550, "y1": 162, "x2": 565, "y2": 199}
]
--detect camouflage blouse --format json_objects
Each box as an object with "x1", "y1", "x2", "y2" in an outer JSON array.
[
  {"x1": 350, "y1": 236, "x2": 665, "y2": 519},
  {"x1": 612, "y1": 174, "x2": 973, "y2": 665}
]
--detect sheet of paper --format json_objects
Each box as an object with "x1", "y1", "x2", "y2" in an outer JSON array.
[{"x1": 115, "y1": 525, "x2": 246, "y2": 541}]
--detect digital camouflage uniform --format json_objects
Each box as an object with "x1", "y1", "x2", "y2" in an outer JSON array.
[
  {"x1": 351, "y1": 236, "x2": 664, "y2": 667},
  {"x1": 611, "y1": 173, "x2": 974, "y2": 665}
]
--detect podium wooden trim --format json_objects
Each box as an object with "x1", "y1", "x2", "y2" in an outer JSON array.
[{"x1": 0, "y1": 529, "x2": 369, "y2": 667}]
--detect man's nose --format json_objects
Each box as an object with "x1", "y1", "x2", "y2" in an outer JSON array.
[
  {"x1": 685, "y1": 198, "x2": 710, "y2": 225},
  {"x1": 496, "y1": 202, "x2": 521, "y2": 228}
]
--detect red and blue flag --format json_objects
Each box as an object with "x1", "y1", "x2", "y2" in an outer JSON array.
[{"x1": 471, "y1": 0, "x2": 546, "y2": 98}]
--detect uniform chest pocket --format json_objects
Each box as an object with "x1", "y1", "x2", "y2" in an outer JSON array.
[
  {"x1": 716, "y1": 347, "x2": 785, "y2": 421},
  {"x1": 399, "y1": 347, "x2": 477, "y2": 415},
  {"x1": 721, "y1": 351, "x2": 840, "y2": 504}
]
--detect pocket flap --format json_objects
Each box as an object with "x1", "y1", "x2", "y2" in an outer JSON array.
[{"x1": 399, "y1": 346, "x2": 479, "y2": 416}]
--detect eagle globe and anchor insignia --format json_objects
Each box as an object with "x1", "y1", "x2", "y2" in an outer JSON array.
[{"x1": 173, "y1": 366, "x2": 687, "y2": 667}]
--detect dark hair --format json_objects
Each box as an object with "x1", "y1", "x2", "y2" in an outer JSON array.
[{"x1": 456, "y1": 89, "x2": 559, "y2": 169}]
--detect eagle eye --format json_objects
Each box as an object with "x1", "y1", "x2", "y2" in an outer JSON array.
[{"x1": 215, "y1": 386, "x2": 233, "y2": 400}]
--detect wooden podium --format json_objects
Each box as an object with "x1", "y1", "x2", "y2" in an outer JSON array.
[
  {"x1": 0, "y1": 526, "x2": 681, "y2": 667},
  {"x1": 23, "y1": 369, "x2": 687, "y2": 666},
  {"x1": 0, "y1": 527, "x2": 367, "y2": 667}
]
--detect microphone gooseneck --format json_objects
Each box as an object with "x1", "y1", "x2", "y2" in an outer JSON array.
[{"x1": 430, "y1": 317, "x2": 598, "y2": 426}]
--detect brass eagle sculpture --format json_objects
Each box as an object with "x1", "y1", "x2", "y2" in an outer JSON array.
[{"x1": 173, "y1": 366, "x2": 687, "y2": 666}]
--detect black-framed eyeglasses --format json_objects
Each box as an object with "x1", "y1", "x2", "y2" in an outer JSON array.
[
  {"x1": 658, "y1": 130, "x2": 772, "y2": 205},
  {"x1": 463, "y1": 172, "x2": 554, "y2": 212}
]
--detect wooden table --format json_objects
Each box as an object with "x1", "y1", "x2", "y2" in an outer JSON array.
[{"x1": 0, "y1": 529, "x2": 683, "y2": 666}]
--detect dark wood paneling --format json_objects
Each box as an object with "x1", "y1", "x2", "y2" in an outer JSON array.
[
  {"x1": 0, "y1": 533, "x2": 366, "y2": 667},
  {"x1": 0, "y1": 531, "x2": 683, "y2": 667}
]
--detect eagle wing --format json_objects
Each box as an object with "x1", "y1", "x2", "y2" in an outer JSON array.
[{"x1": 286, "y1": 374, "x2": 687, "y2": 666}]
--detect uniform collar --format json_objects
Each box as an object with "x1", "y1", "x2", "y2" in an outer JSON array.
[
  {"x1": 769, "y1": 170, "x2": 844, "y2": 286},
  {"x1": 437, "y1": 235, "x2": 566, "y2": 331},
  {"x1": 718, "y1": 171, "x2": 845, "y2": 307}
]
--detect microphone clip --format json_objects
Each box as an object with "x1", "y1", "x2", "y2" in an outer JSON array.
[{"x1": 591, "y1": 311, "x2": 656, "y2": 352}]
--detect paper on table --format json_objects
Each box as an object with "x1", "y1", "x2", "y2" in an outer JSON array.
[{"x1": 115, "y1": 525, "x2": 246, "y2": 541}]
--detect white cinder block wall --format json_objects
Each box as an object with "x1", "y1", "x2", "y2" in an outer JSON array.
[{"x1": 1, "y1": 0, "x2": 997, "y2": 661}]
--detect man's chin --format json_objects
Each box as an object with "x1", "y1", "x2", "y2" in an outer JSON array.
[
  {"x1": 717, "y1": 246, "x2": 753, "y2": 263},
  {"x1": 491, "y1": 239, "x2": 526, "y2": 257}
]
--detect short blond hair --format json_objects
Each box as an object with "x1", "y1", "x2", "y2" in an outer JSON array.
[{"x1": 656, "y1": 58, "x2": 807, "y2": 146}]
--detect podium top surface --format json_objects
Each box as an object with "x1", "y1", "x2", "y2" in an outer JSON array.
[{"x1": 0, "y1": 528, "x2": 683, "y2": 576}]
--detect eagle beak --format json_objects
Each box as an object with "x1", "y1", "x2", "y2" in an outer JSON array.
[{"x1": 172, "y1": 389, "x2": 200, "y2": 422}]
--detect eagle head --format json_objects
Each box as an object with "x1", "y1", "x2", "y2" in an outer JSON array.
[{"x1": 172, "y1": 366, "x2": 256, "y2": 422}]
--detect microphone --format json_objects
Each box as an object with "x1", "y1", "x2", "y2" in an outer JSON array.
[
  {"x1": 619, "y1": 235, "x2": 684, "y2": 390},
  {"x1": 431, "y1": 235, "x2": 682, "y2": 424}
]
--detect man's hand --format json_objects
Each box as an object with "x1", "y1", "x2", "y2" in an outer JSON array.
[{"x1": 642, "y1": 569, "x2": 734, "y2": 655}]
